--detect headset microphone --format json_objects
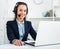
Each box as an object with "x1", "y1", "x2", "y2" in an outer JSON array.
[{"x1": 18, "y1": 14, "x2": 21, "y2": 17}]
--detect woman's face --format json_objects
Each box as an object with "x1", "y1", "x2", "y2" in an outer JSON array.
[{"x1": 17, "y1": 4, "x2": 27, "y2": 22}]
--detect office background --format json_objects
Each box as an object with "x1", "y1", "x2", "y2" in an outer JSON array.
[{"x1": 0, "y1": 0, "x2": 60, "y2": 44}]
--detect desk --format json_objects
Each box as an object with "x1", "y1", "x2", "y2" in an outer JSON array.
[{"x1": 0, "y1": 44, "x2": 60, "y2": 49}]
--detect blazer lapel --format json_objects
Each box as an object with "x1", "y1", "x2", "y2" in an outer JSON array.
[
  {"x1": 24, "y1": 21, "x2": 28, "y2": 34},
  {"x1": 14, "y1": 20, "x2": 19, "y2": 38},
  {"x1": 22, "y1": 21, "x2": 28, "y2": 41}
]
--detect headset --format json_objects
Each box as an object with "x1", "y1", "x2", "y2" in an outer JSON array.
[{"x1": 13, "y1": 2, "x2": 28, "y2": 17}]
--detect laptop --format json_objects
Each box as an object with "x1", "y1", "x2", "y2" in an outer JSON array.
[{"x1": 24, "y1": 21, "x2": 60, "y2": 47}]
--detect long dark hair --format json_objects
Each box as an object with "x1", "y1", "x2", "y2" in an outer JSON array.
[{"x1": 13, "y1": 2, "x2": 28, "y2": 20}]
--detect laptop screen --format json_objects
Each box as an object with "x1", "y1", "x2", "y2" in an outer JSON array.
[{"x1": 35, "y1": 21, "x2": 60, "y2": 46}]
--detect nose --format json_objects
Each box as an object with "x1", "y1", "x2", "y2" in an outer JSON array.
[{"x1": 21, "y1": 11, "x2": 25, "y2": 14}]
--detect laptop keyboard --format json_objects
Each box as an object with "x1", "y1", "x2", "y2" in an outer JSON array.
[{"x1": 28, "y1": 42, "x2": 35, "y2": 45}]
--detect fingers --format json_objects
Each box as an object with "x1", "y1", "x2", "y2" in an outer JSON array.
[
  {"x1": 17, "y1": 40, "x2": 22, "y2": 46},
  {"x1": 13, "y1": 39, "x2": 23, "y2": 46}
]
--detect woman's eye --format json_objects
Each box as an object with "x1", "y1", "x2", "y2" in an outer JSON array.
[
  {"x1": 19, "y1": 9, "x2": 26, "y2": 12},
  {"x1": 19, "y1": 10, "x2": 22, "y2": 11},
  {"x1": 24, "y1": 10, "x2": 26, "y2": 12}
]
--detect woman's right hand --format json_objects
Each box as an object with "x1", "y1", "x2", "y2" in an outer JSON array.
[{"x1": 12, "y1": 39, "x2": 23, "y2": 46}]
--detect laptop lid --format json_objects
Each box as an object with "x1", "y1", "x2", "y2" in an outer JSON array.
[{"x1": 35, "y1": 21, "x2": 60, "y2": 46}]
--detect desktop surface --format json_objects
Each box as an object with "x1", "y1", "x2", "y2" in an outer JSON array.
[{"x1": 0, "y1": 44, "x2": 60, "y2": 49}]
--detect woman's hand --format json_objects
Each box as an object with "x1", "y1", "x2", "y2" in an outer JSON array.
[{"x1": 13, "y1": 39, "x2": 23, "y2": 46}]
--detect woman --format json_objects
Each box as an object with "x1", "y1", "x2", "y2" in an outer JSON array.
[{"x1": 6, "y1": 2, "x2": 37, "y2": 46}]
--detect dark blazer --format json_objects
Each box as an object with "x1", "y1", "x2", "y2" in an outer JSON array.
[{"x1": 6, "y1": 20, "x2": 37, "y2": 43}]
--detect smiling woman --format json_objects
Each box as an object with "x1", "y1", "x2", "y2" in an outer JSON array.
[{"x1": 6, "y1": 2, "x2": 37, "y2": 46}]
